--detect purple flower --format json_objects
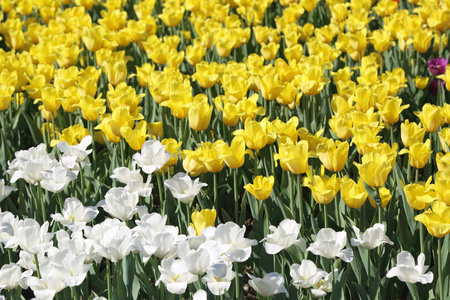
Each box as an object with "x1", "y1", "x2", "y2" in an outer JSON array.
[
  {"x1": 427, "y1": 58, "x2": 448, "y2": 76},
  {"x1": 429, "y1": 79, "x2": 445, "y2": 96}
]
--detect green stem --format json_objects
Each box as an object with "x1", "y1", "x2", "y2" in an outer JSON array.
[
  {"x1": 157, "y1": 173, "x2": 165, "y2": 216},
  {"x1": 37, "y1": 183, "x2": 46, "y2": 223},
  {"x1": 213, "y1": 172, "x2": 218, "y2": 213},
  {"x1": 233, "y1": 169, "x2": 239, "y2": 222},
  {"x1": 106, "y1": 259, "x2": 112, "y2": 300},
  {"x1": 438, "y1": 238, "x2": 443, "y2": 300},
  {"x1": 289, "y1": 172, "x2": 295, "y2": 220},
  {"x1": 298, "y1": 174, "x2": 304, "y2": 234},
  {"x1": 367, "y1": 249, "x2": 371, "y2": 281},
  {"x1": 254, "y1": 151, "x2": 259, "y2": 177},
  {"x1": 234, "y1": 261, "x2": 240, "y2": 300},
  {"x1": 324, "y1": 204, "x2": 328, "y2": 228},
  {"x1": 186, "y1": 203, "x2": 191, "y2": 231},
  {"x1": 34, "y1": 253, "x2": 42, "y2": 279}
]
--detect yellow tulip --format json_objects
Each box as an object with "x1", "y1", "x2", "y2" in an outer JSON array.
[
  {"x1": 377, "y1": 97, "x2": 409, "y2": 125},
  {"x1": 436, "y1": 152, "x2": 450, "y2": 172},
  {"x1": 435, "y1": 171, "x2": 450, "y2": 205},
  {"x1": 303, "y1": 174, "x2": 340, "y2": 205},
  {"x1": 161, "y1": 138, "x2": 182, "y2": 167},
  {"x1": 402, "y1": 177, "x2": 436, "y2": 210},
  {"x1": 233, "y1": 118, "x2": 275, "y2": 150},
  {"x1": 415, "y1": 201, "x2": 450, "y2": 238},
  {"x1": 401, "y1": 120, "x2": 425, "y2": 148},
  {"x1": 399, "y1": 139, "x2": 432, "y2": 169},
  {"x1": 340, "y1": 177, "x2": 368, "y2": 209},
  {"x1": 369, "y1": 186, "x2": 391, "y2": 209},
  {"x1": 354, "y1": 152, "x2": 394, "y2": 188},
  {"x1": 244, "y1": 175, "x2": 275, "y2": 201},
  {"x1": 191, "y1": 209, "x2": 217, "y2": 236},
  {"x1": 217, "y1": 136, "x2": 253, "y2": 169},
  {"x1": 274, "y1": 139, "x2": 310, "y2": 174},
  {"x1": 50, "y1": 124, "x2": 90, "y2": 147},
  {"x1": 315, "y1": 139, "x2": 349, "y2": 172},
  {"x1": 414, "y1": 76, "x2": 429, "y2": 90},
  {"x1": 120, "y1": 121, "x2": 149, "y2": 151},
  {"x1": 415, "y1": 103, "x2": 442, "y2": 133},
  {"x1": 0, "y1": 83, "x2": 15, "y2": 111},
  {"x1": 188, "y1": 101, "x2": 213, "y2": 131}
]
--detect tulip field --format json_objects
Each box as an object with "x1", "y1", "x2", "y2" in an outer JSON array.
[{"x1": 1, "y1": 0, "x2": 450, "y2": 299}]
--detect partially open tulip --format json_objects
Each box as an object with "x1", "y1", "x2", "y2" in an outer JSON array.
[
  {"x1": 244, "y1": 175, "x2": 274, "y2": 201},
  {"x1": 303, "y1": 174, "x2": 340, "y2": 205}
]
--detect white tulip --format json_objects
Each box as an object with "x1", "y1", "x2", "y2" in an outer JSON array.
[
  {"x1": 156, "y1": 258, "x2": 197, "y2": 294},
  {"x1": 110, "y1": 167, "x2": 153, "y2": 197},
  {"x1": 192, "y1": 289, "x2": 207, "y2": 300},
  {"x1": 290, "y1": 259, "x2": 328, "y2": 289},
  {"x1": 263, "y1": 218, "x2": 306, "y2": 255},
  {"x1": 132, "y1": 140, "x2": 173, "y2": 174},
  {"x1": 0, "y1": 263, "x2": 32, "y2": 291},
  {"x1": 311, "y1": 269, "x2": 337, "y2": 298},
  {"x1": 0, "y1": 179, "x2": 17, "y2": 202},
  {"x1": 386, "y1": 251, "x2": 433, "y2": 284},
  {"x1": 5, "y1": 219, "x2": 54, "y2": 254},
  {"x1": 351, "y1": 223, "x2": 394, "y2": 250},
  {"x1": 40, "y1": 164, "x2": 77, "y2": 193},
  {"x1": 51, "y1": 198, "x2": 98, "y2": 231},
  {"x1": 248, "y1": 272, "x2": 289, "y2": 297},
  {"x1": 306, "y1": 228, "x2": 353, "y2": 262},
  {"x1": 164, "y1": 172, "x2": 207, "y2": 204},
  {"x1": 214, "y1": 222, "x2": 257, "y2": 262},
  {"x1": 57, "y1": 135, "x2": 92, "y2": 163},
  {"x1": 202, "y1": 261, "x2": 235, "y2": 295},
  {"x1": 97, "y1": 187, "x2": 140, "y2": 221},
  {"x1": 47, "y1": 249, "x2": 91, "y2": 287},
  {"x1": 0, "y1": 210, "x2": 18, "y2": 244},
  {"x1": 7, "y1": 144, "x2": 58, "y2": 185}
]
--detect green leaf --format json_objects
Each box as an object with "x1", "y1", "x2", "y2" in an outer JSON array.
[
  {"x1": 351, "y1": 282, "x2": 370, "y2": 300},
  {"x1": 331, "y1": 268, "x2": 350, "y2": 300},
  {"x1": 393, "y1": 163, "x2": 416, "y2": 234}
]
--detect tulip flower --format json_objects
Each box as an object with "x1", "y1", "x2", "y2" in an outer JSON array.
[
  {"x1": 263, "y1": 219, "x2": 306, "y2": 254},
  {"x1": 303, "y1": 174, "x2": 340, "y2": 205},
  {"x1": 354, "y1": 153, "x2": 393, "y2": 188},
  {"x1": 217, "y1": 136, "x2": 254, "y2": 169},
  {"x1": 97, "y1": 187, "x2": 141, "y2": 221},
  {"x1": 188, "y1": 101, "x2": 213, "y2": 131},
  {"x1": 190, "y1": 209, "x2": 216, "y2": 236},
  {"x1": 427, "y1": 58, "x2": 448, "y2": 76},
  {"x1": 414, "y1": 201, "x2": 450, "y2": 238},
  {"x1": 164, "y1": 172, "x2": 207, "y2": 204},
  {"x1": 386, "y1": 251, "x2": 433, "y2": 284},
  {"x1": 156, "y1": 258, "x2": 197, "y2": 294},
  {"x1": 401, "y1": 120, "x2": 425, "y2": 148},
  {"x1": 0, "y1": 179, "x2": 17, "y2": 202},
  {"x1": 435, "y1": 171, "x2": 450, "y2": 205},
  {"x1": 351, "y1": 223, "x2": 394, "y2": 250},
  {"x1": 414, "y1": 103, "x2": 442, "y2": 133},
  {"x1": 306, "y1": 228, "x2": 353, "y2": 262},
  {"x1": 315, "y1": 139, "x2": 349, "y2": 172},
  {"x1": 399, "y1": 139, "x2": 432, "y2": 169},
  {"x1": 51, "y1": 197, "x2": 99, "y2": 231},
  {"x1": 368, "y1": 186, "x2": 392, "y2": 209},
  {"x1": 214, "y1": 222, "x2": 257, "y2": 262},
  {"x1": 248, "y1": 272, "x2": 289, "y2": 297},
  {"x1": 274, "y1": 139, "x2": 310, "y2": 174},
  {"x1": 340, "y1": 177, "x2": 368, "y2": 209},
  {"x1": 133, "y1": 140, "x2": 174, "y2": 175},
  {"x1": 290, "y1": 259, "x2": 328, "y2": 289},
  {"x1": 0, "y1": 263, "x2": 32, "y2": 291},
  {"x1": 202, "y1": 261, "x2": 235, "y2": 295},
  {"x1": 5, "y1": 219, "x2": 54, "y2": 254},
  {"x1": 244, "y1": 175, "x2": 274, "y2": 201},
  {"x1": 402, "y1": 177, "x2": 436, "y2": 210}
]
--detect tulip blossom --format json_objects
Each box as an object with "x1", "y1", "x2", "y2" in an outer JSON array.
[
  {"x1": 244, "y1": 175, "x2": 274, "y2": 201},
  {"x1": 399, "y1": 140, "x2": 432, "y2": 169},
  {"x1": 164, "y1": 172, "x2": 207, "y2": 204},
  {"x1": 303, "y1": 174, "x2": 340, "y2": 205},
  {"x1": 214, "y1": 222, "x2": 257, "y2": 262},
  {"x1": 306, "y1": 228, "x2": 353, "y2": 262},
  {"x1": 386, "y1": 251, "x2": 433, "y2": 284},
  {"x1": 132, "y1": 140, "x2": 174, "y2": 174},
  {"x1": 190, "y1": 209, "x2": 217, "y2": 236},
  {"x1": 5, "y1": 219, "x2": 54, "y2": 254},
  {"x1": 40, "y1": 164, "x2": 77, "y2": 193},
  {"x1": 6, "y1": 144, "x2": 59, "y2": 185},
  {"x1": 290, "y1": 260, "x2": 328, "y2": 289},
  {"x1": 0, "y1": 263, "x2": 32, "y2": 291},
  {"x1": 427, "y1": 57, "x2": 448, "y2": 76},
  {"x1": 414, "y1": 200, "x2": 450, "y2": 238},
  {"x1": 315, "y1": 139, "x2": 349, "y2": 172},
  {"x1": 274, "y1": 139, "x2": 310, "y2": 174},
  {"x1": 351, "y1": 223, "x2": 393, "y2": 250},
  {"x1": 0, "y1": 179, "x2": 17, "y2": 202},
  {"x1": 177, "y1": 240, "x2": 211, "y2": 275},
  {"x1": 51, "y1": 198, "x2": 99, "y2": 231},
  {"x1": 402, "y1": 177, "x2": 436, "y2": 210},
  {"x1": 248, "y1": 272, "x2": 289, "y2": 297},
  {"x1": 56, "y1": 135, "x2": 92, "y2": 163},
  {"x1": 263, "y1": 219, "x2": 306, "y2": 254},
  {"x1": 156, "y1": 258, "x2": 197, "y2": 294},
  {"x1": 414, "y1": 104, "x2": 442, "y2": 133},
  {"x1": 340, "y1": 177, "x2": 368, "y2": 209},
  {"x1": 311, "y1": 270, "x2": 337, "y2": 298},
  {"x1": 110, "y1": 167, "x2": 153, "y2": 197},
  {"x1": 97, "y1": 187, "x2": 142, "y2": 221},
  {"x1": 202, "y1": 261, "x2": 235, "y2": 296}
]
